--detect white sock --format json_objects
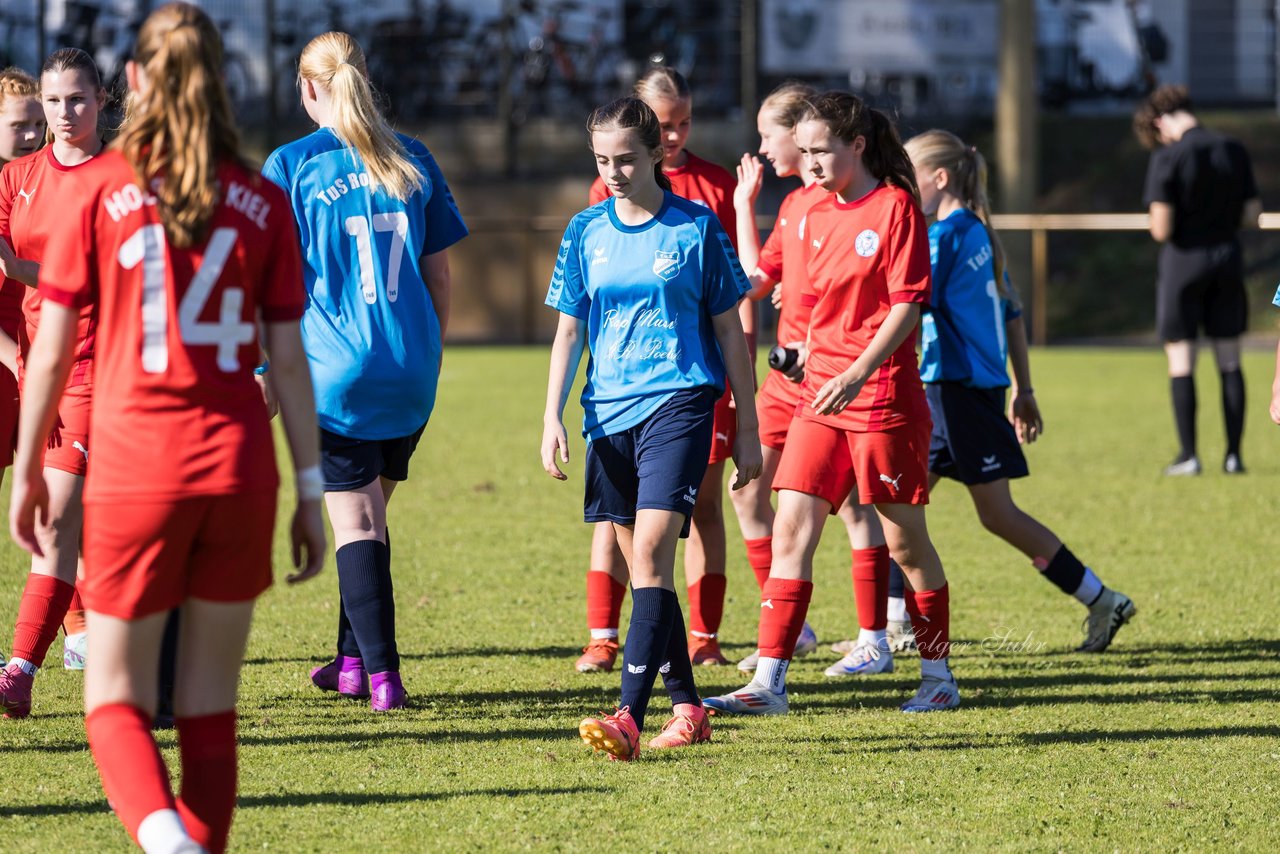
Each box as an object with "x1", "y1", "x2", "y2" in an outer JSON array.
[
  {"x1": 589, "y1": 628, "x2": 619, "y2": 640},
  {"x1": 690, "y1": 630, "x2": 716, "y2": 639},
  {"x1": 8, "y1": 657, "x2": 38, "y2": 676},
  {"x1": 887, "y1": 596, "x2": 908, "y2": 622},
  {"x1": 920, "y1": 656, "x2": 951, "y2": 682},
  {"x1": 754, "y1": 656, "x2": 790, "y2": 694},
  {"x1": 858, "y1": 628, "x2": 887, "y2": 649},
  {"x1": 136, "y1": 809, "x2": 194, "y2": 854},
  {"x1": 1073, "y1": 570, "x2": 1103, "y2": 606}
]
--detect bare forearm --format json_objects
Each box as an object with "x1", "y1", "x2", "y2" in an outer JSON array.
[
  {"x1": 544, "y1": 318, "x2": 585, "y2": 420},
  {"x1": 1006, "y1": 316, "x2": 1033, "y2": 391},
  {"x1": 263, "y1": 323, "x2": 321, "y2": 474},
  {"x1": 846, "y1": 303, "x2": 920, "y2": 384},
  {"x1": 713, "y1": 307, "x2": 759, "y2": 433},
  {"x1": 14, "y1": 307, "x2": 76, "y2": 477},
  {"x1": 423, "y1": 251, "x2": 452, "y2": 339}
]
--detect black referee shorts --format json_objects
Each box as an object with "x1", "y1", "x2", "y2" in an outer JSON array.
[{"x1": 1156, "y1": 242, "x2": 1247, "y2": 341}]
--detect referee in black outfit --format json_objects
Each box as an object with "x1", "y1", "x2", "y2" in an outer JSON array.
[{"x1": 1134, "y1": 85, "x2": 1262, "y2": 476}]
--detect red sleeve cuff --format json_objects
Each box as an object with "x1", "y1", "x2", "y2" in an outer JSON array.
[
  {"x1": 261, "y1": 303, "x2": 306, "y2": 323},
  {"x1": 39, "y1": 283, "x2": 90, "y2": 309},
  {"x1": 800, "y1": 293, "x2": 818, "y2": 307},
  {"x1": 757, "y1": 259, "x2": 783, "y2": 282},
  {"x1": 890, "y1": 290, "x2": 930, "y2": 305}
]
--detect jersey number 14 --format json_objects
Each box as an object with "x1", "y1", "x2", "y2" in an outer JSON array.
[{"x1": 118, "y1": 225, "x2": 256, "y2": 374}]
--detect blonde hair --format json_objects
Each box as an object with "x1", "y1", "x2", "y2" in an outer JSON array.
[
  {"x1": 759, "y1": 80, "x2": 815, "y2": 129},
  {"x1": 634, "y1": 65, "x2": 690, "y2": 106},
  {"x1": 298, "y1": 32, "x2": 422, "y2": 201},
  {"x1": 0, "y1": 66, "x2": 38, "y2": 111},
  {"x1": 905, "y1": 129, "x2": 1016, "y2": 305},
  {"x1": 116, "y1": 2, "x2": 243, "y2": 248}
]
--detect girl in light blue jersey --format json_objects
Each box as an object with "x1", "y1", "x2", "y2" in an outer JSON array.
[
  {"x1": 542, "y1": 97, "x2": 761, "y2": 760},
  {"x1": 905, "y1": 129, "x2": 1134, "y2": 652},
  {"x1": 264, "y1": 31, "x2": 468, "y2": 711}
]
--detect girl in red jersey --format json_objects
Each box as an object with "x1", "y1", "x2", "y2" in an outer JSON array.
[
  {"x1": 706, "y1": 91, "x2": 959, "y2": 716},
  {"x1": 9, "y1": 4, "x2": 325, "y2": 851},
  {"x1": 0, "y1": 48, "x2": 108, "y2": 714},
  {"x1": 575, "y1": 66, "x2": 758, "y2": 672},
  {"x1": 730, "y1": 81, "x2": 902, "y2": 678}
]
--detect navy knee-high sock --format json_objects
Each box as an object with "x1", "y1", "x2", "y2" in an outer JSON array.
[
  {"x1": 337, "y1": 528, "x2": 391, "y2": 659},
  {"x1": 337, "y1": 540, "x2": 398, "y2": 674},
  {"x1": 618, "y1": 587, "x2": 677, "y2": 731},
  {"x1": 888, "y1": 559, "x2": 906, "y2": 598},
  {"x1": 659, "y1": 601, "x2": 700, "y2": 708}
]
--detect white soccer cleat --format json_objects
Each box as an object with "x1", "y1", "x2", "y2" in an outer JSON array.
[
  {"x1": 703, "y1": 681, "x2": 789, "y2": 716},
  {"x1": 900, "y1": 672, "x2": 960, "y2": 713},
  {"x1": 793, "y1": 621, "x2": 818, "y2": 657},
  {"x1": 63, "y1": 632, "x2": 87, "y2": 671},
  {"x1": 736, "y1": 649, "x2": 760, "y2": 673},
  {"x1": 824, "y1": 640, "x2": 894, "y2": 677},
  {"x1": 1077, "y1": 588, "x2": 1136, "y2": 652}
]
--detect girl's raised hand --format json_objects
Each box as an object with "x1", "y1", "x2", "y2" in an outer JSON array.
[
  {"x1": 1009, "y1": 389, "x2": 1043, "y2": 444},
  {"x1": 734, "y1": 153, "x2": 764, "y2": 211},
  {"x1": 541, "y1": 418, "x2": 570, "y2": 480}
]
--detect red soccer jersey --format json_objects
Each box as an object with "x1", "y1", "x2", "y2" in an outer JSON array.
[
  {"x1": 758, "y1": 181, "x2": 827, "y2": 348},
  {"x1": 0, "y1": 148, "x2": 101, "y2": 388},
  {"x1": 797, "y1": 183, "x2": 931, "y2": 433},
  {"x1": 38, "y1": 151, "x2": 306, "y2": 501},
  {"x1": 589, "y1": 150, "x2": 739, "y2": 249}
]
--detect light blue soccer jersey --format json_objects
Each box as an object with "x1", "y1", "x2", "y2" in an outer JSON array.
[
  {"x1": 1272, "y1": 283, "x2": 1280, "y2": 308},
  {"x1": 919, "y1": 208, "x2": 1021, "y2": 389},
  {"x1": 263, "y1": 128, "x2": 467, "y2": 439},
  {"x1": 546, "y1": 193, "x2": 751, "y2": 440}
]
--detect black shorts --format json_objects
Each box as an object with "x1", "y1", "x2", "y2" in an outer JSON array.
[
  {"x1": 320, "y1": 423, "x2": 427, "y2": 492},
  {"x1": 584, "y1": 387, "x2": 717, "y2": 539},
  {"x1": 926, "y1": 383, "x2": 1029, "y2": 486},
  {"x1": 1156, "y1": 242, "x2": 1247, "y2": 341}
]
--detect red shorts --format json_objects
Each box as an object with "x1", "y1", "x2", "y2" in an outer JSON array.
[
  {"x1": 82, "y1": 491, "x2": 277, "y2": 619},
  {"x1": 43, "y1": 387, "x2": 91, "y2": 476},
  {"x1": 757, "y1": 371, "x2": 801, "y2": 451},
  {"x1": 773, "y1": 416, "x2": 931, "y2": 508},
  {"x1": 0, "y1": 368, "x2": 17, "y2": 468},
  {"x1": 708, "y1": 387, "x2": 736, "y2": 465}
]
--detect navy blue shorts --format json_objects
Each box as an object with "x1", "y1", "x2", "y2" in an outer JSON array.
[
  {"x1": 584, "y1": 387, "x2": 717, "y2": 538},
  {"x1": 926, "y1": 382, "x2": 1028, "y2": 485},
  {"x1": 320, "y1": 423, "x2": 427, "y2": 492}
]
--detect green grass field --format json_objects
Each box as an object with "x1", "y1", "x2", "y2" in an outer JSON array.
[{"x1": 1, "y1": 346, "x2": 1278, "y2": 852}]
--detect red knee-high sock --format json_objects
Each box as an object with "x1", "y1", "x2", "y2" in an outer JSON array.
[
  {"x1": 585, "y1": 571, "x2": 625, "y2": 632},
  {"x1": 85, "y1": 704, "x2": 177, "y2": 843},
  {"x1": 852, "y1": 546, "x2": 890, "y2": 631},
  {"x1": 905, "y1": 584, "x2": 950, "y2": 660},
  {"x1": 176, "y1": 711, "x2": 238, "y2": 854},
  {"x1": 687, "y1": 574, "x2": 727, "y2": 636},
  {"x1": 757, "y1": 578, "x2": 813, "y2": 659},
  {"x1": 744, "y1": 536, "x2": 772, "y2": 591},
  {"x1": 63, "y1": 588, "x2": 87, "y2": 636},
  {"x1": 11, "y1": 574, "x2": 75, "y2": 667}
]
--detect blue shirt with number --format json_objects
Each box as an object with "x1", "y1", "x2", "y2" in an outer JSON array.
[
  {"x1": 263, "y1": 128, "x2": 468, "y2": 440},
  {"x1": 919, "y1": 208, "x2": 1021, "y2": 389},
  {"x1": 546, "y1": 193, "x2": 751, "y2": 440}
]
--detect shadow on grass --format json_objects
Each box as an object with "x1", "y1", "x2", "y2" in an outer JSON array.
[
  {"x1": 0, "y1": 786, "x2": 610, "y2": 819},
  {"x1": 244, "y1": 645, "x2": 586, "y2": 667}
]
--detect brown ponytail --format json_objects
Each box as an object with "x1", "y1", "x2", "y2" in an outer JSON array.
[
  {"x1": 799, "y1": 91, "x2": 919, "y2": 205},
  {"x1": 904, "y1": 129, "x2": 1016, "y2": 305},
  {"x1": 116, "y1": 2, "x2": 243, "y2": 248},
  {"x1": 587, "y1": 97, "x2": 671, "y2": 192}
]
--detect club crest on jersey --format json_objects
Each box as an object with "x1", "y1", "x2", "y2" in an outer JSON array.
[
  {"x1": 653, "y1": 250, "x2": 681, "y2": 280},
  {"x1": 855, "y1": 229, "x2": 880, "y2": 257}
]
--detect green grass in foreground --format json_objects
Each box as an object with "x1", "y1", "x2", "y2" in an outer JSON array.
[{"x1": 1, "y1": 346, "x2": 1279, "y2": 852}]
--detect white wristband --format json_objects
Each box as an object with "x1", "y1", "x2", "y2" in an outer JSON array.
[{"x1": 296, "y1": 465, "x2": 324, "y2": 502}]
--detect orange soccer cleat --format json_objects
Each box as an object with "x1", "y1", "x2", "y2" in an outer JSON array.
[
  {"x1": 575, "y1": 638, "x2": 619, "y2": 673},
  {"x1": 687, "y1": 634, "x2": 729, "y2": 666},
  {"x1": 579, "y1": 706, "x2": 641, "y2": 761},
  {"x1": 647, "y1": 703, "x2": 712, "y2": 750}
]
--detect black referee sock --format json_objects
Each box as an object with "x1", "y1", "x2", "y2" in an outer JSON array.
[
  {"x1": 336, "y1": 527, "x2": 391, "y2": 659},
  {"x1": 1221, "y1": 369, "x2": 1245, "y2": 457},
  {"x1": 659, "y1": 599, "x2": 700, "y2": 708},
  {"x1": 1170, "y1": 376, "x2": 1197, "y2": 461},
  {"x1": 618, "y1": 586, "x2": 677, "y2": 731},
  {"x1": 337, "y1": 539, "x2": 399, "y2": 674},
  {"x1": 1039, "y1": 544, "x2": 1087, "y2": 596}
]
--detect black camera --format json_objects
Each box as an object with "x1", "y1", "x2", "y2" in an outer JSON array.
[{"x1": 767, "y1": 345, "x2": 799, "y2": 373}]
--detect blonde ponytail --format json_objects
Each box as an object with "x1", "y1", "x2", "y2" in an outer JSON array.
[
  {"x1": 905, "y1": 129, "x2": 1016, "y2": 306},
  {"x1": 298, "y1": 32, "x2": 422, "y2": 201},
  {"x1": 116, "y1": 2, "x2": 243, "y2": 248}
]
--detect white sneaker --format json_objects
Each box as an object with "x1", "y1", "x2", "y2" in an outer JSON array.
[
  {"x1": 793, "y1": 621, "x2": 818, "y2": 657},
  {"x1": 1077, "y1": 588, "x2": 1136, "y2": 652},
  {"x1": 900, "y1": 673, "x2": 960, "y2": 712},
  {"x1": 703, "y1": 681, "x2": 789, "y2": 716},
  {"x1": 63, "y1": 632, "x2": 87, "y2": 671},
  {"x1": 736, "y1": 649, "x2": 760, "y2": 673},
  {"x1": 824, "y1": 641, "x2": 894, "y2": 677},
  {"x1": 886, "y1": 619, "x2": 917, "y2": 653}
]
